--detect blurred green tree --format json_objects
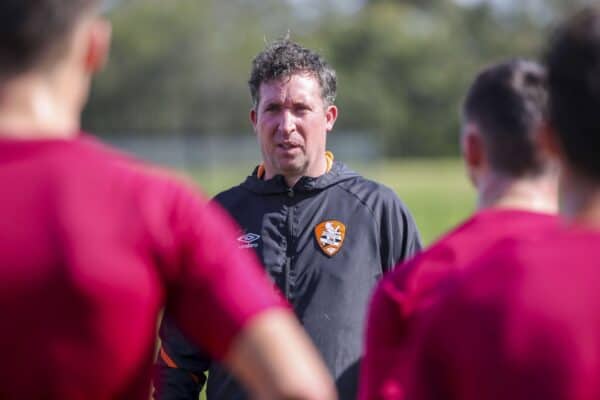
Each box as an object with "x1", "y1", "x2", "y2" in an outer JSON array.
[
  {"x1": 324, "y1": 1, "x2": 543, "y2": 155},
  {"x1": 83, "y1": 0, "x2": 591, "y2": 156},
  {"x1": 85, "y1": 0, "x2": 298, "y2": 135}
]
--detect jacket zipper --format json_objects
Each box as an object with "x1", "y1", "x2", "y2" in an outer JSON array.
[{"x1": 284, "y1": 187, "x2": 295, "y2": 300}]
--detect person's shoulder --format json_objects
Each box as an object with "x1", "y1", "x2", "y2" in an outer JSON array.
[
  {"x1": 477, "y1": 223, "x2": 572, "y2": 268},
  {"x1": 505, "y1": 226, "x2": 600, "y2": 273},
  {"x1": 456, "y1": 229, "x2": 564, "y2": 297},
  {"x1": 78, "y1": 134, "x2": 207, "y2": 202},
  {"x1": 381, "y1": 215, "x2": 477, "y2": 299},
  {"x1": 380, "y1": 211, "x2": 552, "y2": 311},
  {"x1": 337, "y1": 170, "x2": 396, "y2": 198},
  {"x1": 68, "y1": 134, "x2": 154, "y2": 174},
  {"x1": 474, "y1": 208, "x2": 560, "y2": 233},
  {"x1": 372, "y1": 226, "x2": 467, "y2": 318},
  {"x1": 42, "y1": 133, "x2": 134, "y2": 165},
  {"x1": 334, "y1": 166, "x2": 407, "y2": 211},
  {"x1": 427, "y1": 209, "x2": 557, "y2": 259},
  {"x1": 446, "y1": 227, "x2": 600, "y2": 325}
]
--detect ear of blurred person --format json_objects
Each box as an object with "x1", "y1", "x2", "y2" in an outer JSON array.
[
  {"x1": 81, "y1": 17, "x2": 111, "y2": 74},
  {"x1": 460, "y1": 121, "x2": 488, "y2": 187}
]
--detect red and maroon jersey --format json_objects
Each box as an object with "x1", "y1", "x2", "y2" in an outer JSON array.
[
  {"x1": 0, "y1": 134, "x2": 286, "y2": 399},
  {"x1": 408, "y1": 227, "x2": 600, "y2": 400},
  {"x1": 359, "y1": 209, "x2": 558, "y2": 400}
]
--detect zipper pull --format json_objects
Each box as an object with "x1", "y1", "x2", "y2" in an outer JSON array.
[{"x1": 287, "y1": 187, "x2": 295, "y2": 198}]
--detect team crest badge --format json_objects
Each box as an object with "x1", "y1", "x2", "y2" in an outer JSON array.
[{"x1": 314, "y1": 220, "x2": 346, "y2": 257}]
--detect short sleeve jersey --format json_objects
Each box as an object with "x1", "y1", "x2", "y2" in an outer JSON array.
[
  {"x1": 408, "y1": 227, "x2": 600, "y2": 400},
  {"x1": 0, "y1": 134, "x2": 285, "y2": 399},
  {"x1": 359, "y1": 209, "x2": 558, "y2": 400}
]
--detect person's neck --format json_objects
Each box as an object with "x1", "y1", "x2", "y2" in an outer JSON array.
[
  {"x1": 561, "y1": 169, "x2": 600, "y2": 228},
  {"x1": 0, "y1": 73, "x2": 79, "y2": 140},
  {"x1": 477, "y1": 172, "x2": 558, "y2": 214}
]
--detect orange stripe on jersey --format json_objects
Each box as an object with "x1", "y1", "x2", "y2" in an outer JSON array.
[
  {"x1": 159, "y1": 347, "x2": 201, "y2": 384},
  {"x1": 159, "y1": 347, "x2": 178, "y2": 369}
]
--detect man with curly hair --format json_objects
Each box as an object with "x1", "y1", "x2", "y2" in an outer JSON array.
[{"x1": 154, "y1": 39, "x2": 422, "y2": 400}]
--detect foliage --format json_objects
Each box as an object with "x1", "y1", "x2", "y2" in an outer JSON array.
[
  {"x1": 85, "y1": 0, "x2": 297, "y2": 134},
  {"x1": 324, "y1": 1, "x2": 545, "y2": 156},
  {"x1": 85, "y1": 0, "x2": 585, "y2": 155}
]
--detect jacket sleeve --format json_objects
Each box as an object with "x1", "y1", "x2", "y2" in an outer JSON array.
[
  {"x1": 153, "y1": 314, "x2": 211, "y2": 400},
  {"x1": 379, "y1": 192, "x2": 422, "y2": 272}
]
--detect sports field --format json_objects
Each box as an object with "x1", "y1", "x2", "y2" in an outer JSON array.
[{"x1": 191, "y1": 158, "x2": 475, "y2": 245}]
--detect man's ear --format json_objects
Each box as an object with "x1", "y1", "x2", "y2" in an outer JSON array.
[
  {"x1": 538, "y1": 121, "x2": 565, "y2": 162},
  {"x1": 250, "y1": 108, "x2": 257, "y2": 131},
  {"x1": 84, "y1": 18, "x2": 112, "y2": 73},
  {"x1": 325, "y1": 105, "x2": 338, "y2": 132},
  {"x1": 461, "y1": 123, "x2": 485, "y2": 169}
]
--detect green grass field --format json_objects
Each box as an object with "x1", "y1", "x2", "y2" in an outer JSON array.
[{"x1": 190, "y1": 158, "x2": 475, "y2": 245}]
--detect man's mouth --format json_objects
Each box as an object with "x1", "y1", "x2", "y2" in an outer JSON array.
[{"x1": 278, "y1": 143, "x2": 301, "y2": 150}]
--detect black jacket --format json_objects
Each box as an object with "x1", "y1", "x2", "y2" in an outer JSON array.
[{"x1": 154, "y1": 161, "x2": 421, "y2": 400}]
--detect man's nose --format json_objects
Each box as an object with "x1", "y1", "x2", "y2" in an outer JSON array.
[{"x1": 278, "y1": 110, "x2": 295, "y2": 135}]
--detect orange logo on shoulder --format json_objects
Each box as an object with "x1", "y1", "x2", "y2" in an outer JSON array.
[{"x1": 314, "y1": 220, "x2": 346, "y2": 257}]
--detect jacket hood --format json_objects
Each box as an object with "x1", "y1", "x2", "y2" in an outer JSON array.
[{"x1": 240, "y1": 161, "x2": 360, "y2": 195}]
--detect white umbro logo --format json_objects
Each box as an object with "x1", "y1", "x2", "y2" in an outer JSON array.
[{"x1": 237, "y1": 232, "x2": 260, "y2": 249}]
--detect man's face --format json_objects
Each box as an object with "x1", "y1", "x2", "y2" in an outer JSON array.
[{"x1": 251, "y1": 73, "x2": 337, "y2": 180}]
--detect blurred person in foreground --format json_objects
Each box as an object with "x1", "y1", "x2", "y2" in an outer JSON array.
[
  {"x1": 359, "y1": 59, "x2": 559, "y2": 399},
  {"x1": 0, "y1": 1, "x2": 337, "y2": 399},
  {"x1": 404, "y1": 6, "x2": 600, "y2": 400},
  {"x1": 154, "y1": 39, "x2": 422, "y2": 400}
]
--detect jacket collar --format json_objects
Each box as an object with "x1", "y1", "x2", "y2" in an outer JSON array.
[
  {"x1": 256, "y1": 151, "x2": 335, "y2": 179},
  {"x1": 240, "y1": 160, "x2": 359, "y2": 195}
]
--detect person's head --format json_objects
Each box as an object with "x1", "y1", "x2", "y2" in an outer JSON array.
[
  {"x1": 0, "y1": 0, "x2": 110, "y2": 115},
  {"x1": 546, "y1": 6, "x2": 600, "y2": 183},
  {"x1": 248, "y1": 39, "x2": 338, "y2": 185},
  {"x1": 461, "y1": 59, "x2": 551, "y2": 187}
]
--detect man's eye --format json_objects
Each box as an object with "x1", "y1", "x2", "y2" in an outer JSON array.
[{"x1": 264, "y1": 105, "x2": 280, "y2": 112}]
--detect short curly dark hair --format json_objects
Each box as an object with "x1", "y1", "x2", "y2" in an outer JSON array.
[
  {"x1": 0, "y1": 0, "x2": 99, "y2": 79},
  {"x1": 248, "y1": 39, "x2": 337, "y2": 108}
]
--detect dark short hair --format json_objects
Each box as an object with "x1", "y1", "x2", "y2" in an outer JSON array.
[
  {"x1": 248, "y1": 39, "x2": 336, "y2": 108},
  {"x1": 0, "y1": 0, "x2": 99, "y2": 79},
  {"x1": 546, "y1": 6, "x2": 600, "y2": 181},
  {"x1": 463, "y1": 59, "x2": 549, "y2": 177}
]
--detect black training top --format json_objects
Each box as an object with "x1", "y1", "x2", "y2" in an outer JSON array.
[{"x1": 154, "y1": 161, "x2": 422, "y2": 400}]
